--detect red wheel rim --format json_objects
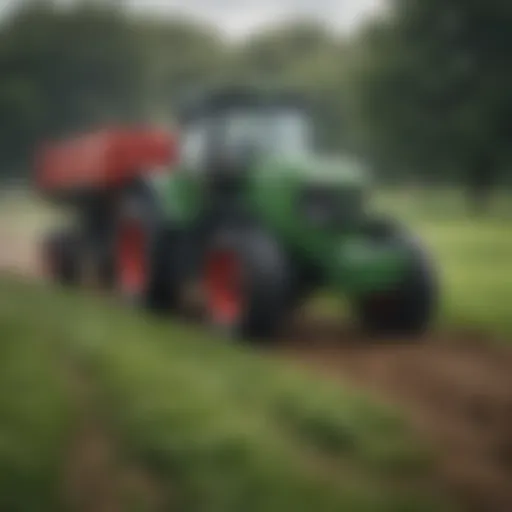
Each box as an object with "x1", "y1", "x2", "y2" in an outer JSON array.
[
  {"x1": 117, "y1": 221, "x2": 147, "y2": 295},
  {"x1": 204, "y1": 250, "x2": 244, "y2": 325}
]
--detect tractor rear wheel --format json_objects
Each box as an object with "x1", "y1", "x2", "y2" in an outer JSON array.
[
  {"x1": 355, "y1": 224, "x2": 438, "y2": 337},
  {"x1": 115, "y1": 183, "x2": 180, "y2": 312},
  {"x1": 202, "y1": 228, "x2": 292, "y2": 341}
]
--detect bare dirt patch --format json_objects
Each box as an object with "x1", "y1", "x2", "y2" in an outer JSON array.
[
  {"x1": 279, "y1": 318, "x2": 512, "y2": 512},
  {"x1": 0, "y1": 227, "x2": 42, "y2": 278}
]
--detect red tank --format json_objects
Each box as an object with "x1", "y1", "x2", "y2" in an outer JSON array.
[{"x1": 36, "y1": 127, "x2": 178, "y2": 196}]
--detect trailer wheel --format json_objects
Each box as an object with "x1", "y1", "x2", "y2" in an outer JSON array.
[
  {"x1": 202, "y1": 228, "x2": 292, "y2": 341},
  {"x1": 42, "y1": 231, "x2": 80, "y2": 286},
  {"x1": 355, "y1": 226, "x2": 438, "y2": 337},
  {"x1": 115, "y1": 183, "x2": 179, "y2": 312}
]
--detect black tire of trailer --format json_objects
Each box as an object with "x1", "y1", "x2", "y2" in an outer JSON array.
[
  {"x1": 42, "y1": 230, "x2": 81, "y2": 286},
  {"x1": 115, "y1": 181, "x2": 181, "y2": 313}
]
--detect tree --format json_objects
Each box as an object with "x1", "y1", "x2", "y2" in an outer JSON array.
[
  {"x1": 134, "y1": 17, "x2": 226, "y2": 123},
  {"x1": 236, "y1": 21, "x2": 350, "y2": 150},
  {"x1": 0, "y1": 1, "x2": 229, "y2": 179},
  {"x1": 349, "y1": 0, "x2": 512, "y2": 211},
  {"x1": 0, "y1": 0, "x2": 147, "y2": 176}
]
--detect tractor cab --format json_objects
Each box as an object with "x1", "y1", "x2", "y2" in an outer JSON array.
[{"x1": 177, "y1": 86, "x2": 314, "y2": 184}]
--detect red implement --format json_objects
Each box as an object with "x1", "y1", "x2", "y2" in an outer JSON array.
[{"x1": 36, "y1": 128, "x2": 178, "y2": 194}]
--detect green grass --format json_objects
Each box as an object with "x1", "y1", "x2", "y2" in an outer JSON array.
[
  {"x1": 3, "y1": 187, "x2": 506, "y2": 510},
  {"x1": 0, "y1": 282, "x2": 73, "y2": 511},
  {"x1": 0, "y1": 277, "x2": 451, "y2": 511},
  {"x1": 1, "y1": 187, "x2": 509, "y2": 508},
  {"x1": 418, "y1": 219, "x2": 512, "y2": 337},
  {"x1": 376, "y1": 189, "x2": 512, "y2": 338}
]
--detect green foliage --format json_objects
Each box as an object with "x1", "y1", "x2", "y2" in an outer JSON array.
[
  {"x1": 0, "y1": 1, "x2": 227, "y2": 175},
  {"x1": 2, "y1": 0, "x2": 510, "y2": 204},
  {"x1": 349, "y1": 0, "x2": 512, "y2": 199},
  {"x1": 0, "y1": 277, "x2": 450, "y2": 512}
]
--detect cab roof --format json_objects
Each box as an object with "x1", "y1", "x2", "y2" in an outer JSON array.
[{"x1": 175, "y1": 84, "x2": 310, "y2": 124}]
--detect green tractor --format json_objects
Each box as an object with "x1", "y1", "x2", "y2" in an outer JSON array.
[{"x1": 39, "y1": 85, "x2": 438, "y2": 341}]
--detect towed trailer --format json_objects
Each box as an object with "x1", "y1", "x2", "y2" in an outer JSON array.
[{"x1": 36, "y1": 127, "x2": 179, "y2": 290}]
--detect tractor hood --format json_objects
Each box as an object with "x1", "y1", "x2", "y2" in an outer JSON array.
[
  {"x1": 247, "y1": 152, "x2": 372, "y2": 241},
  {"x1": 251, "y1": 152, "x2": 371, "y2": 194},
  {"x1": 248, "y1": 152, "x2": 371, "y2": 207},
  {"x1": 284, "y1": 154, "x2": 371, "y2": 189}
]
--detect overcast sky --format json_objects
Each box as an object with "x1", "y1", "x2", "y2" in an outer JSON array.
[
  {"x1": 126, "y1": 0, "x2": 385, "y2": 39},
  {"x1": 0, "y1": 0, "x2": 385, "y2": 39}
]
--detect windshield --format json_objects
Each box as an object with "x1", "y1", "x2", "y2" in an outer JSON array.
[{"x1": 222, "y1": 108, "x2": 312, "y2": 158}]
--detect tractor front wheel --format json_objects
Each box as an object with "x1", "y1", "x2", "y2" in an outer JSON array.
[{"x1": 355, "y1": 228, "x2": 438, "y2": 337}]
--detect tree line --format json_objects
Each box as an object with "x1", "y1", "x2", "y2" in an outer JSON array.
[{"x1": 0, "y1": 0, "x2": 510, "y2": 210}]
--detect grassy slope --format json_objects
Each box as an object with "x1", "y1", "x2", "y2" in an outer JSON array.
[
  {"x1": 377, "y1": 189, "x2": 512, "y2": 338},
  {"x1": 0, "y1": 188, "x2": 508, "y2": 509},
  {"x1": 0, "y1": 281, "x2": 72, "y2": 511},
  {"x1": 0, "y1": 277, "x2": 450, "y2": 512}
]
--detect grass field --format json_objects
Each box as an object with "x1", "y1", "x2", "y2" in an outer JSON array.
[
  {"x1": 376, "y1": 189, "x2": 512, "y2": 339},
  {"x1": 0, "y1": 187, "x2": 510, "y2": 510},
  {"x1": 0, "y1": 277, "x2": 450, "y2": 511},
  {"x1": 0, "y1": 286, "x2": 71, "y2": 511}
]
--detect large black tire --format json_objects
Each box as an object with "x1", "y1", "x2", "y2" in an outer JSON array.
[
  {"x1": 42, "y1": 230, "x2": 80, "y2": 286},
  {"x1": 115, "y1": 182, "x2": 180, "y2": 313},
  {"x1": 78, "y1": 235, "x2": 116, "y2": 290},
  {"x1": 202, "y1": 227, "x2": 293, "y2": 341},
  {"x1": 355, "y1": 223, "x2": 438, "y2": 337}
]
